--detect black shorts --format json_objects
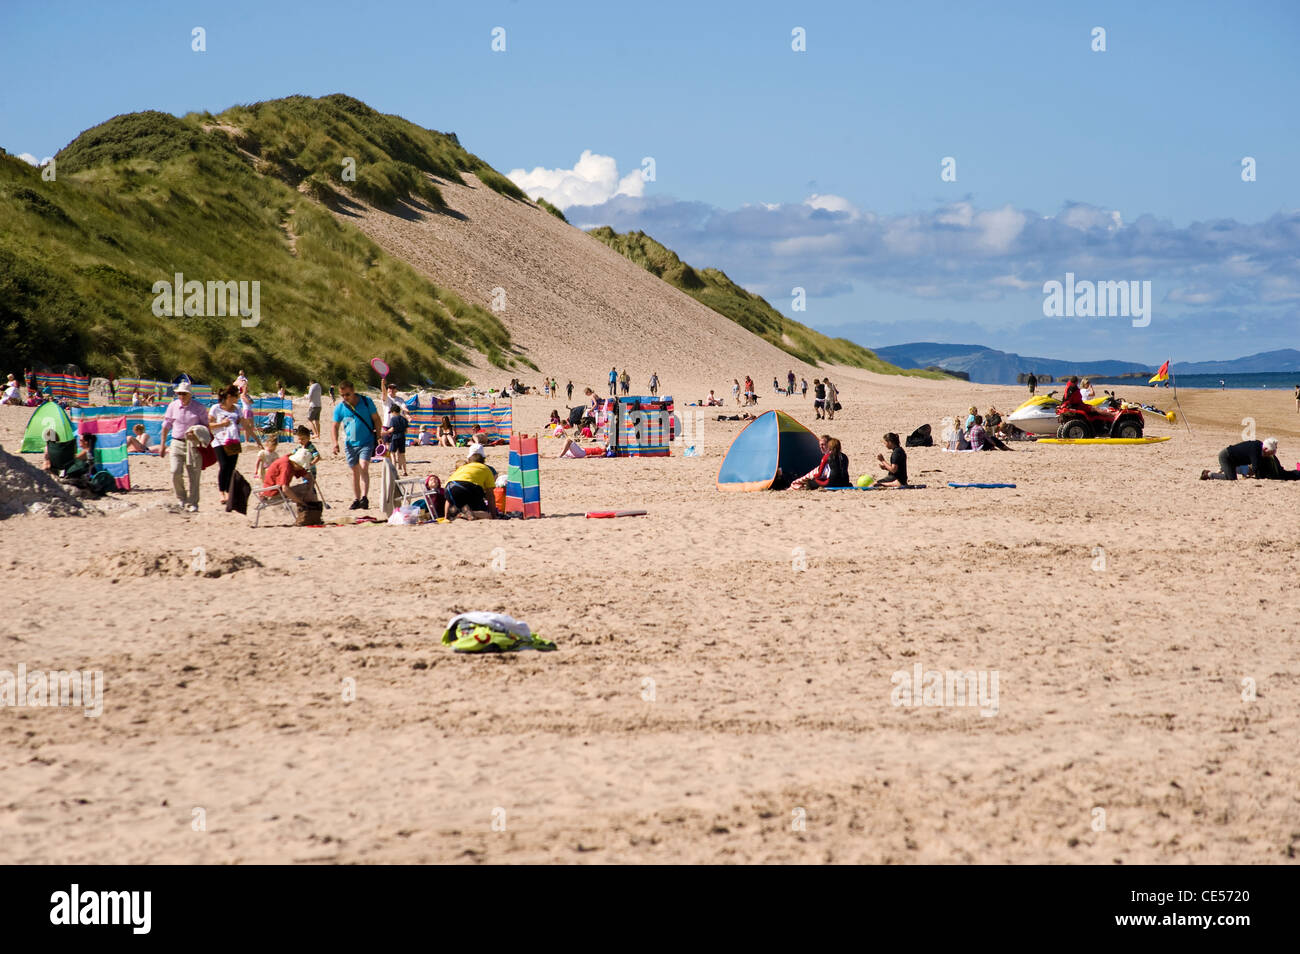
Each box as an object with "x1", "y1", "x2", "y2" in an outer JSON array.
[
  {"x1": 447, "y1": 480, "x2": 488, "y2": 510},
  {"x1": 390, "y1": 437, "x2": 407, "y2": 453}
]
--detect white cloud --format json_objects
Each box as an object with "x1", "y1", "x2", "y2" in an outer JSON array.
[
  {"x1": 974, "y1": 205, "x2": 1027, "y2": 252},
  {"x1": 507, "y1": 150, "x2": 644, "y2": 210},
  {"x1": 804, "y1": 193, "x2": 856, "y2": 216}
]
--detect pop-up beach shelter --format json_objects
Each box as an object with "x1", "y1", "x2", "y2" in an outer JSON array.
[
  {"x1": 716, "y1": 409, "x2": 822, "y2": 492},
  {"x1": 20, "y1": 401, "x2": 75, "y2": 453}
]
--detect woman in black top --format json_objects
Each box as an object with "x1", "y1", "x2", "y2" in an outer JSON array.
[{"x1": 876, "y1": 433, "x2": 908, "y2": 485}]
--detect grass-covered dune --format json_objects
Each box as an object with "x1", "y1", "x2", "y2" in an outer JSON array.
[
  {"x1": 0, "y1": 95, "x2": 526, "y2": 390},
  {"x1": 586, "y1": 227, "x2": 946, "y2": 378}
]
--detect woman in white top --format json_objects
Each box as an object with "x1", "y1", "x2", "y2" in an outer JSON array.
[
  {"x1": 1080, "y1": 379, "x2": 1096, "y2": 401},
  {"x1": 208, "y1": 385, "x2": 252, "y2": 505}
]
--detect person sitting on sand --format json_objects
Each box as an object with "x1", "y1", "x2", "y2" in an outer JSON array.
[
  {"x1": 876, "y1": 433, "x2": 908, "y2": 486},
  {"x1": 946, "y1": 416, "x2": 970, "y2": 451},
  {"x1": 964, "y1": 406, "x2": 978, "y2": 429},
  {"x1": 968, "y1": 415, "x2": 1011, "y2": 451},
  {"x1": 126, "y1": 424, "x2": 155, "y2": 453},
  {"x1": 792, "y1": 435, "x2": 848, "y2": 489},
  {"x1": 809, "y1": 437, "x2": 850, "y2": 488},
  {"x1": 985, "y1": 407, "x2": 1002, "y2": 430},
  {"x1": 1201, "y1": 437, "x2": 1297, "y2": 480},
  {"x1": 445, "y1": 452, "x2": 499, "y2": 519},
  {"x1": 436, "y1": 415, "x2": 455, "y2": 447},
  {"x1": 1, "y1": 378, "x2": 21, "y2": 405}
]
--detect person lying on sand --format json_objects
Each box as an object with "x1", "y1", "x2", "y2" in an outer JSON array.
[
  {"x1": 1201, "y1": 438, "x2": 1298, "y2": 480},
  {"x1": 876, "y1": 433, "x2": 909, "y2": 486}
]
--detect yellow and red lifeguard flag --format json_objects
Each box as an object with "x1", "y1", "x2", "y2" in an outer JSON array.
[{"x1": 1149, "y1": 360, "x2": 1170, "y2": 384}]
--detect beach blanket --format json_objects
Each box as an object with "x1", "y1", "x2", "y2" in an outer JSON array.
[
  {"x1": 69, "y1": 408, "x2": 131, "y2": 490},
  {"x1": 441, "y1": 612, "x2": 556, "y2": 653},
  {"x1": 505, "y1": 434, "x2": 541, "y2": 518},
  {"x1": 35, "y1": 372, "x2": 90, "y2": 406}
]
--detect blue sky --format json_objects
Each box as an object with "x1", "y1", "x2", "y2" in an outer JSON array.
[{"x1": 2, "y1": 0, "x2": 1297, "y2": 362}]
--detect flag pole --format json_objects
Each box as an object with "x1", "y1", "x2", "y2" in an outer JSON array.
[{"x1": 1169, "y1": 359, "x2": 1192, "y2": 436}]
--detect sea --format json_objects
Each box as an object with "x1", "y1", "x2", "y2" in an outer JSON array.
[{"x1": 1085, "y1": 372, "x2": 1300, "y2": 392}]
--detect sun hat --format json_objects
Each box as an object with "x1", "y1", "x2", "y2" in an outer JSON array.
[
  {"x1": 174, "y1": 381, "x2": 192, "y2": 394},
  {"x1": 467, "y1": 442, "x2": 485, "y2": 458}
]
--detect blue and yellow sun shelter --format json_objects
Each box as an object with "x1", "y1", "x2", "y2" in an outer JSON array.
[{"x1": 716, "y1": 410, "x2": 823, "y2": 492}]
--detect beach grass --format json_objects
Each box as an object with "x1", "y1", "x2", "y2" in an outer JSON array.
[{"x1": 1, "y1": 99, "x2": 522, "y2": 390}]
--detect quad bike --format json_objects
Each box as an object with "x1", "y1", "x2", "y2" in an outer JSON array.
[{"x1": 1055, "y1": 391, "x2": 1144, "y2": 439}]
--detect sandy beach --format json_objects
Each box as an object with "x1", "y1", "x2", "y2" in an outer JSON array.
[{"x1": 2, "y1": 373, "x2": 1297, "y2": 864}]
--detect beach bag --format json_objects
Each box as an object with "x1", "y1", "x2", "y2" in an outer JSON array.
[
  {"x1": 905, "y1": 424, "x2": 934, "y2": 447},
  {"x1": 89, "y1": 470, "x2": 115, "y2": 495},
  {"x1": 296, "y1": 501, "x2": 324, "y2": 526}
]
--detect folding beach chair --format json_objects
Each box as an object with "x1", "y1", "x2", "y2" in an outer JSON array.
[
  {"x1": 396, "y1": 476, "x2": 437, "y2": 516},
  {"x1": 251, "y1": 484, "x2": 297, "y2": 527}
]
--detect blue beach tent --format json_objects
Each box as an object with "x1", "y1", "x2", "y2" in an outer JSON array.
[{"x1": 716, "y1": 409, "x2": 823, "y2": 492}]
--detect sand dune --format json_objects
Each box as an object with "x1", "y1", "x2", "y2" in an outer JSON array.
[
  {"x1": 334, "y1": 173, "x2": 834, "y2": 396},
  {"x1": 1, "y1": 376, "x2": 1297, "y2": 864}
]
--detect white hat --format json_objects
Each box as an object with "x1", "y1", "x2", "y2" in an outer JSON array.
[
  {"x1": 467, "y1": 442, "x2": 485, "y2": 458},
  {"x1": 174, "y1": 381, "x2": 192, "y2": 394},
  {"x1": 289, "y1": 447, "x2": 312, "y2": 469}
]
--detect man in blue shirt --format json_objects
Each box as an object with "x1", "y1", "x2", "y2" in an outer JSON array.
[{"x1": 331, "y1": 380, "x2": 384, "y2": 509}]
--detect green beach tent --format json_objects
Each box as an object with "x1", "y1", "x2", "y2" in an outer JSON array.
[{"x1": 20, "y1": 401, "x2": 74, "y2": 453}]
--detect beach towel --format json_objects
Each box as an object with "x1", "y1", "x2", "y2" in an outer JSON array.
[{"x1": 441, "y1": 612, "x2": 556, "y2": 653}]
